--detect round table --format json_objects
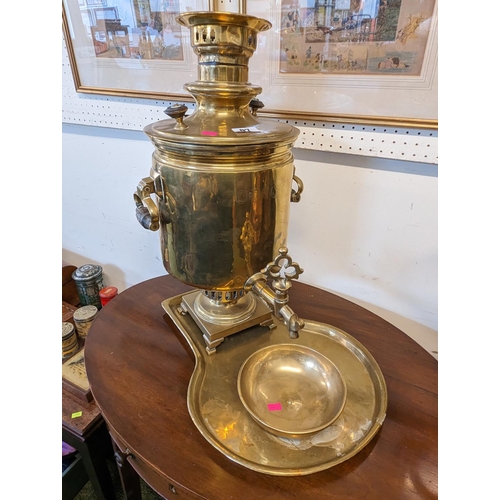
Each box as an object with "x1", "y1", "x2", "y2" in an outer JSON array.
[{"x1": 85, "y1": 275, "x2": 437, "y2": 500}]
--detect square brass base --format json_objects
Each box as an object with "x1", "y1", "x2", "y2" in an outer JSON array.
[{"x1": 174, "y1": 290, "x2": 273, "y2": 354}]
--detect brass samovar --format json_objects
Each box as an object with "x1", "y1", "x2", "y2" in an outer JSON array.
[
  {"x1": 135, "y1": 11, "x2": 305, "y2": 354},
  {"x1": 134, "y1": 11, "x2": 387, "y2": 476}
]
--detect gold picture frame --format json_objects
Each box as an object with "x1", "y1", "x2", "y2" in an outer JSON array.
[
  {"x1": 63, "y1": 0, "x2": 437, "y2": 129},
  {"x1": 63, "y1": 0, "x2": 209, "y2": 101},
  {"x1": 247, "y1": 0, "x2": 438, "y2": 129}
]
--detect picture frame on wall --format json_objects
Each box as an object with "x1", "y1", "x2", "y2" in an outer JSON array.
[
  {"x1": 63, "y1": 0, "x2": 438, "y2": 128},
  {"x1": 246, "y1": 0, "x2": 438, "y2": 128},
  {"x1": 63, "y1": 0, "x2": 209, "y2": 101}
]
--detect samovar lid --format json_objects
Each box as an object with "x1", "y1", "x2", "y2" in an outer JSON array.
[
  {"x1": 144, "y1": 114, "x2": 299, "y2": 148},
  {"x1": 144, "y1": 11, "x2": 299, "y2": 152}
]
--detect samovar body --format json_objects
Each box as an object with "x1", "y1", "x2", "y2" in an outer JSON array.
[
  {"x1": 150, "y1": 138, "x2": 296, "y2": 293},
  {"x1": 135, "y1": 11, "x2": 302, "y2": 352}
]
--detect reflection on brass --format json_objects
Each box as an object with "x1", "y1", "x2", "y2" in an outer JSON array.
[
  {"x1": 162, "y1": 294, "x2": 387, "y2": 476},
  {"x1": 237, "y1": 344, "x2": 347, "y2": 438}
]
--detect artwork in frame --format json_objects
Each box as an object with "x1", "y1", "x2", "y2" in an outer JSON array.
[
  {"x1": 63, "y1": 0, "x2": 437, "y2": 128},
  {"x1": 246, "y1": 0, "x2": 438, "y2": 128},
  {"x1": 63, "y1": 0, "x2": 209, "y2": 100}
]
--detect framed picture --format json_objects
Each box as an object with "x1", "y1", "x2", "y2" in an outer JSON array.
[
  {"x1": 63, "y1": 0, "x2": 438, "y2": 128},
  {"x1": 63, "y1": 0, "x2": 209, "y2": 100},
  {"x1": 246, "y1": 0, "x2": 438, "y2": 128}
]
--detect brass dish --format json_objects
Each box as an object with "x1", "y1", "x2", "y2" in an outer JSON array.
[{"x1": 237, "y1": 344, "x2": 346, "y2": 437}]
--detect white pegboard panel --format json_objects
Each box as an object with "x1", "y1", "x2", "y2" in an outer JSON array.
[
  {"x1": 276, "y1": 119, "x2": 437, "y2": 164},
  {"x1": 62, "y1": 85, "x2": 196, "y2": 130},
  {"x1": 62, "y1": 36, "x2": 437, "y2": 165}
]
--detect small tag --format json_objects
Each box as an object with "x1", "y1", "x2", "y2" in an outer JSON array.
[
  {"x1": 71, "y1": 411, "x2": 83, "y2": 418},
  {"x1": 232, "y1": 126, "x2": 260, "y2": 133},
  {"x1": 267, "y1": 402, "x2": 282, "y2": 412},
  {"x1": 201, "y1": 130, "x2": 218, "y2": 136}
]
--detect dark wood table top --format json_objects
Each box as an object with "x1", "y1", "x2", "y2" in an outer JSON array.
[{"x1": 85, "y1": 275, "x2": 437, "y2": 500}]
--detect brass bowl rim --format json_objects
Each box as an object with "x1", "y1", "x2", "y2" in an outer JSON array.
[{"x1": 237, "y1": 343, "x2": 347, "y2": 437}]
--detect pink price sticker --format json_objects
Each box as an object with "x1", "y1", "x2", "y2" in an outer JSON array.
[
  {"x1": 267, "y1": 402, "x2": 282, "y2": 412},
  {"x1": 201, "y1": 130, "x2": 218, "y2": 137}
]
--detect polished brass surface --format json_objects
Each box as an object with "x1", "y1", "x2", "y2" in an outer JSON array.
[
  {"x1": 137, "y1": 11, "x2": 304, "y2": 349},
  {"x1": 153, "y1": 154, "x2": 296, "y2": 291},
  {"x1": 137, "y1": 12, "x2": 387, "y2": 475},
  {"x1": 179, "y1": 290, "x2": 273, "y2": 354},
  {"x1": 245, "y1": 247, "x2": 305, "y2": 339},
  {"x1": 237, "y1": 344, "x2": 347, "y2": 438},
  {"x1": 194, "y1": 290, "x2": 257, "y2": 324},
  {"x1": 177, "y1": 12, "x2": 271, "y2": 84},
  {"x1": 140, "y1": 11, "x2": 301, "y2": 295},
  {"x1": 162, "y1": 293, "x2": 387, "y2": 476}
]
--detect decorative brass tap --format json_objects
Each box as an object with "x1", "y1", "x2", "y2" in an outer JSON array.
[{"x1": 245, "y1": 247, "x2": 305, "y2": 339}]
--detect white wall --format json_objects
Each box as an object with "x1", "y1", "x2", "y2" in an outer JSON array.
[{"x1": 62, "y1": 123, "x2": 437, "y2": 358}]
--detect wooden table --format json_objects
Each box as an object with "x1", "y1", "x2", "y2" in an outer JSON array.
[{"x1": 85, "y1": 275, "x2": 437, "y2": 500}]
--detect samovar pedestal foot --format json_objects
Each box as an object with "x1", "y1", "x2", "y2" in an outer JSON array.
[{"x1": 176, "y1": 290, "x2": 273, "y2": 355}]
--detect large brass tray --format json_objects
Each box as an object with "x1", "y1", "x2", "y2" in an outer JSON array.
[{"x1": 162, "y1": 293, "x2": 387, "y2": 476}]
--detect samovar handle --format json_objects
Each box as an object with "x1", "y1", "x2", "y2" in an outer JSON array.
[
  {"x1": 134, "y1": 177, "x2": 159, "y2": 231},
  {"x1": 291, "y1": 169, "x2": 303, "y2": 203}
]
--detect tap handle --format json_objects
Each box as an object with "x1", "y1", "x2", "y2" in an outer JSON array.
[
  {"x1": 261, "y1": 247, "x2": 303, "y2": 294},
  {"x1": 245, "y1": 247, "x2": 306, "y2": 339}
]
